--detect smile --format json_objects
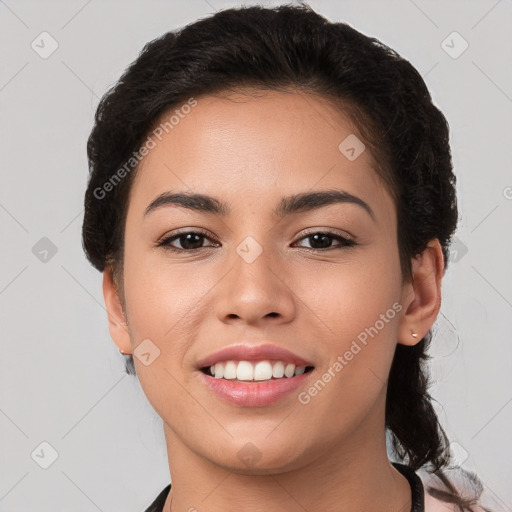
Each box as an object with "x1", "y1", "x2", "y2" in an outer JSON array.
[
  {"x1": 200, "y1": 363, "x2": 315, "y2": 407},
  {"x1": 201, "y1": 360, "x2": 315, "y2": 381}
]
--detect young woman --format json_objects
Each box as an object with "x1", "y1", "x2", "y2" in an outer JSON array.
[{"x1": 82, "y1": 4, "x2": 496, "y2": 511}]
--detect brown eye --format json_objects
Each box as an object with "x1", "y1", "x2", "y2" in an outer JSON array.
[
  {"x1": 158, "y1": 230, "x2": 219, "y2": 252},
  {"x1": 294, "y1": 231, "x2": 356, "y2": 250}
]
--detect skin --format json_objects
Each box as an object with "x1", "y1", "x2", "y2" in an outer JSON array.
[{"x1": 103, "y1": 89, "x2": 444, "y2": 512}]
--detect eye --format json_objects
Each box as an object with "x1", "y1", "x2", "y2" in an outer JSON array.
[
  {"x1": 157, "y1": 229, "x2": 219, "y2": 252},
  {"x1": 293, "y1": 230, "x2": 357, "y2": 251},
  {"x1": 157, "y1": 229, "x2": 357, "y2": 253}
]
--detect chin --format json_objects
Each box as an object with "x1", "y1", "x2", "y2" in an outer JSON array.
[{"x1": 205, "y1": 437, "x2": 307, "y2": 475}]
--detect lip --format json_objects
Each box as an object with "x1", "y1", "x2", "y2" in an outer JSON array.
[
  {"x1": 196, "y1": 343, "x2": 314, "y2": 369},
  {"x1": 200, "y1": 370, "x2": 314, "y2": 407}
]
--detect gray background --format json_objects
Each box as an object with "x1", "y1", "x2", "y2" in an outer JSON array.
[{"x1": 1, "y1": 0, "x2": 511, "y2": 510}]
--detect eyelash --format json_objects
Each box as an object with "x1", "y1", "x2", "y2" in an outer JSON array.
[{"x1": 157, "y1": 228, "x2": 357, "y2": 253}]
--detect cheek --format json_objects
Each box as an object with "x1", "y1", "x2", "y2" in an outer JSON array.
[
  {"x1": 121, "y1": 253, "x2": 211, "y2": 415},
  {"x1": 123, "y1": 247, "x2": 209, "y2": 335},
  {"x1": 292, "y1": 249, "x2": 402, "y2": 423},
  {"x1": 294, "y1": 245, "x2": 403, "y2": 401},
  {"x1": 121, "y1": 247, "x2": 228, "y2": 393},
  {"x1": 297, "y1": 248, "x2": 401, "y2": 338}
]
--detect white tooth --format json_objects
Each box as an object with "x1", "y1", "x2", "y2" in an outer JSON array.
[
  {"x1": 254, "y1": 361, "x2": 273, "y2": 381},
  {"x1": 284, "y1": 363, "x2": 296, "y2": 378},
  {"x1": 294, "y1": 366, "x2": 305, "y2": 376},
  {"x1": 214, "y1": 362, "x2": 224, "y2": 379},
  {"x1": 237, "y1": 361, "x2": 254, "y2": 381},
  {"x1": 214, "y1": 360, "x2": 301, "y2": 380},
  {"x1": 223, "y1": 360, "x2": 237, "y2": 379},
  {"x1": 272, "y1": 361, "x2": 285, "y2": 378}
]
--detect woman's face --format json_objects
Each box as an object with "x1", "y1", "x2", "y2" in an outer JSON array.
[{"x1": 109, "y1": 89, "x2": 417, "y2": 473}]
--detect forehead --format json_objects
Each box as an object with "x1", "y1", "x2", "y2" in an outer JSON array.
[{"x1": 128, "y1": 89, "x2": 394, "y2": 221}]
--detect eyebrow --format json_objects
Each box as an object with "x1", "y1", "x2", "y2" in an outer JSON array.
[{"x1": 144, "y1": 189, "x2": 376, "y2": 222}]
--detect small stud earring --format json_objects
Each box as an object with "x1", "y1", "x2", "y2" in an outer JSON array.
[{"x1": 411, "y1": 331, "x2": 418, "y2": 338}]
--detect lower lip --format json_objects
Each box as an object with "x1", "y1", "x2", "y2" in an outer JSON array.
[{"x1": 200, "y1": 371, "x2": 313, "y2": 407}]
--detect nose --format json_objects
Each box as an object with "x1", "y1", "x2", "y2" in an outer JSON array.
[{"x1": 213, "y1": 239, "x2": 296, "y2": 327}]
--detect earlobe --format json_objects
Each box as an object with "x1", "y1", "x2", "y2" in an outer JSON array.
[
  {"x1": 397, "y1": 239, "x2": 444, "y2": 347},
  {"x1": 102, "y1": 267, "x2": 132, "y2": 354}
]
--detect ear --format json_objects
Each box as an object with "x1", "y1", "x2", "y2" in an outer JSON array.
[
  {"x1": 102, "y1": 266, "x2": 132, "y2": 354},
  {"x1": 397, "y1": 238, "x2": 445, "y2": 346}
]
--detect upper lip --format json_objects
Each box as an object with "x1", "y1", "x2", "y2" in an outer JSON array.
[{"x1": 197, "y1": 343, "x2": 314, "y2": 369}]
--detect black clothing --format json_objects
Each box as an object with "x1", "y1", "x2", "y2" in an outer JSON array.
[{"x1": 142, "y1": 461, "x2": 425, "y2": 512}]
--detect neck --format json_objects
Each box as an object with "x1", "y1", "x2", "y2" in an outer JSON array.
[{"x1": 162, "y1": 401, "x2": 412, "y2": 512}]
